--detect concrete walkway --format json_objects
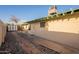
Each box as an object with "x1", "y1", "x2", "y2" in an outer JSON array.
[{"x1": 29, "y1": 30, "x2": 79, "y2": 50}]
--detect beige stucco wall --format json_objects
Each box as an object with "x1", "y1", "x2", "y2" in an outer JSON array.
[
  {"x1": 30, "y1": 22, "x2": 47, "y2": 31},
  {"x1": 48, "y1": 17, "x2": 79, "y2": 34},
  {"x1": 0, "y1": 21, "x2": 6, "y2": 46},
  {"x1": 30, "y1": 13, "x2": 79, "y2": 34}
]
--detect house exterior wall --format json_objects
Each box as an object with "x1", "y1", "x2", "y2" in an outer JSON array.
[
  {"x1": 30, "y1": 22, "x2": 48, "y2": 32},
  {"x1": 30, "y1": 13, "x2": 79, "y2": 34},
  {"x1": 47, "y1": 17, "x2": 79, "y2": 34}
]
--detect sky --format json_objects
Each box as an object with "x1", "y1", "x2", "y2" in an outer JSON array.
[{"x1": 0, "y1": 5, "x2": 79, "y2": 23}]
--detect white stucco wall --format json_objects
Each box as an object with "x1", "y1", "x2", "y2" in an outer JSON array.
[{"x1": 8, "y1": 24, "x2": 18, "y2": 31}]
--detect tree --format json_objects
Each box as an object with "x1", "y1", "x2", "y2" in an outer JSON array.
[{"x1": 10, "y1": 16, "x2": 19, "y2": 23}]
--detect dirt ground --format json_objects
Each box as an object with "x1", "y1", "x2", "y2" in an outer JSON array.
[
  {"x1": 0, "y1": 32, "x2": 59, "y2": 54},
  {"x1": 0, "y1": 32, "x2": 26, "y2": 54}
]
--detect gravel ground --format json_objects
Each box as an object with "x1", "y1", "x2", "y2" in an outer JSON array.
[{"x1": 0, "y1": 32, "x2": 26, "y2": 54}]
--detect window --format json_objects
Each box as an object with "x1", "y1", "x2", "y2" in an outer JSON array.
[{"x1": 40, "y1": 22, "x2": 45, "y2": 28}]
